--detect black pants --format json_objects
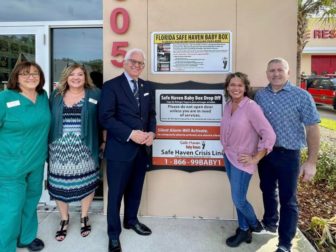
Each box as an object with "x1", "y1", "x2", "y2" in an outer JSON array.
[
  {"x1": 258, "y1": 147, "x2": 300, "y2": 249},
  {"x1": 106, "y1": 148, "x2": 148, "y2": 240}
]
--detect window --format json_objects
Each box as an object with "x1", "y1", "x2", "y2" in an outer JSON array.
[
  {"x1": 51, "y1": 27, "x2": 103, "y2": 199},
  {"x1": 331, "y1": 79, "x2": 336, "y2": 90},
  {"x1": 320, "y1": 80, "x2": 332, "y2": 90},
  {"x1": 51, "y1": 28, "x2": 103, "y2": 91},
  {"x1": 0, "y1": 0, "x2": 102, "y2": 22},
  {"x1": 0, "y1": 35, "x2": 35, "y2": 91}
]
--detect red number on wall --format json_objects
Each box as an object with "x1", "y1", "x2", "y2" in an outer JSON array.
[
  {"x1": 111, "y1": 41, "x2": 129, "y2": 68},
  {"x1": 110, "y1": 8, "x2": 130, "y2": 34}
]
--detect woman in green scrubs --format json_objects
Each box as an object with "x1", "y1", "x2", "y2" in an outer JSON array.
[{"x1": 0, "y1": 61, "x2": 50, "y2": 252}]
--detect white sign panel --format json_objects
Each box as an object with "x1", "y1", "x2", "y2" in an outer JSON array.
[{"x1": 151, "y1": 31, "x2": 232, "y2": 74}]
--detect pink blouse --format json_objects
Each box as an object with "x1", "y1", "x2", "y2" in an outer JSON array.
[{"x1": 220, "y1": 97, "x2": 276, "y2": 174}]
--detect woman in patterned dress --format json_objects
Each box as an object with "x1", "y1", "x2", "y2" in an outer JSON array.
[{"x1": 48, "y1": 64, "x2": 103, "y2": 241}]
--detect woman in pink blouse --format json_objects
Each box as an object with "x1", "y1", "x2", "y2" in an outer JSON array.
[{"x1": 220, "y1": 72, "x2": 276, "y2": 247}]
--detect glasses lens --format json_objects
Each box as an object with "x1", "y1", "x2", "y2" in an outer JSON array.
[
  {"x1": 129, "y1": 59, "x2": 144, "y2": 67},
  {"x1": 20, "y1": 73, "x2": 39, "y2": 78}
]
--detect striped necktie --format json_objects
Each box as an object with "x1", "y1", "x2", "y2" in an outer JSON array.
[{"x1": 131, "y1": 79, "x2": 140, "y2": 107}]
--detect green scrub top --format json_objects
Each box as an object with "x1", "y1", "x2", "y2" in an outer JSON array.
[{"x1": 0, "y1": 89, "x2": 51, "y2": 178}]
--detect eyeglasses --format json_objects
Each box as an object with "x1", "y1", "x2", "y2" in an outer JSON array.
[
  {"x1": 127, "y1": 59, "x2": 145, "y2": 68},
  {"x1": 19, "y1": 73, "x2": 40, "y2": 78}
]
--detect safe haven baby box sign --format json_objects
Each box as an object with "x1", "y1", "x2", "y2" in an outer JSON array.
[{"x1": 151, "y1": 86, "x2": 225, "y2": 172}]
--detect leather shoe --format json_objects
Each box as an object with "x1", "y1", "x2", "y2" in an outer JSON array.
[
  {"x1": 17, "y1": 238, "x2": 45, "y2": 251},
  {"x1": 109, "y1": 239, "x2": 122, "y2": 252},
  {"x1": 226, "y1": 228, "x2": 252, "y2": 247},
  {"x1": 124, "y1": 222, "x2": 152, "y2": 235}
]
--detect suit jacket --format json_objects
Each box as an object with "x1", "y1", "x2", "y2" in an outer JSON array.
[{"x1": 99, "y1": 73, "x2": 156, "y2": 161}]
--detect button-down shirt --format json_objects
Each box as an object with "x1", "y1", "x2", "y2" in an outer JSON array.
[
  {"x1": 124, "y1": 71, "x2": 138, "y2": 92},
  {"x1": 220, "y1": 97, "x2": 276, "y2": 174},
  {"x1": 123, "y1": 71, "x2": 140, "y2": 141},
  {"x1": 255, "y1": 81, "x2": 320, "y2": 150}
]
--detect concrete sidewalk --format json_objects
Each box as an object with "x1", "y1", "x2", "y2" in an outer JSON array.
[{"x1": 17, "y1": 210, "x2": 316, "y2": 252}]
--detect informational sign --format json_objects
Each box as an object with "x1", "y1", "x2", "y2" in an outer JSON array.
[
  {"x1": 160, "y1": 93, "x2": 222, "y2": 123},
  {"x1": 151, "y1": 86, "x2": 225, "y2": 172},
  {"x1": 151, "y1": 31, "x2": 232, "y2": 74},
  {"x1": 153, "y1": 139, "x2": 224, "y2": 168}
]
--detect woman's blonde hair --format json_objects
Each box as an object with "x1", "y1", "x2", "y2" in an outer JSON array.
[{"x1": 57, "y1": 64, "x2": 94, "y2": 95}]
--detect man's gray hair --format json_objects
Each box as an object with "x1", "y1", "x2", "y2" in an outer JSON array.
[
  {"x1": 124, "y1": 48, "x2": 146, "y2": 61},
  {"x1": 267, "y1": 57, "x2": 289, "y2": 71}
]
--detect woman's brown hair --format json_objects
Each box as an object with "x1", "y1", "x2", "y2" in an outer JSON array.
[
  {"x1": 7, "y1": 61, "x2": 45, "y2": 94},
  {"x1": 223, "y1": 72, "x2": 251, "y2": 100}
]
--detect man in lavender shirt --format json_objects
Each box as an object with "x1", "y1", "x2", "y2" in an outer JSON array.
[{"x1": 220, "y1": 72, "x2": 276, "y2": 248}]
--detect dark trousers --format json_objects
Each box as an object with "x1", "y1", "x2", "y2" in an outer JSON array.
[
  {"x1": 106, "y1": 147, "x2": 148, "y2": 240},
  {"x1": 258, "y1": 147, "x2": 300, "y2": 249}
]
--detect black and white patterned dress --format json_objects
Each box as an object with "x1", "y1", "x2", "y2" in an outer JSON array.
[{"x1": 48, "y1": 100, "x2": 99, "y2": 202}]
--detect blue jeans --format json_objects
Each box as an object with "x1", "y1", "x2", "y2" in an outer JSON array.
[
  {"x1": 258, "y1": 147, "x2": 300, "y2": 249},
  {"x1": 224, "y1": 155, "x2": 259, "y2": 231}
]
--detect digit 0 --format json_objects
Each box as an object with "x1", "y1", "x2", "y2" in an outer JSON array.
[{"x1": 110, "y1": 8, "x2": 130, "y2": 34}]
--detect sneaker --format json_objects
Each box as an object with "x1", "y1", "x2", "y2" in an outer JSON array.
[
  {"x1": 275, "y1": 245, "x2": 291, "y2": 252},
  {"x1": 250, "y1": 220, "x2": 264, "y2": 233},
  {"x1": 263, "y1": 223, "x2": 278, "y2": 235},
  {"x1": 251, "y1": 221, "x2": 277, "y2": 235}
]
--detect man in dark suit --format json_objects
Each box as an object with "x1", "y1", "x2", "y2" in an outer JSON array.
[{"x1": 99, "y1": 48, "x2": 156, "y2": 252}]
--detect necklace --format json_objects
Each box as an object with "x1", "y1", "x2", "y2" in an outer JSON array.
[
  {"x1": 68, "y1": 89, "x2": 84, "y2": 96},
  {"x1": 64, "y1": 89, "x2": 84, "y2": 107}
]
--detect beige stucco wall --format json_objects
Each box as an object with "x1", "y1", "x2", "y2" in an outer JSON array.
[
  {"x1": 103, "y1": 0, "x2": 297, "y2": 219},
  {"x1": 306, "y1": 18, "x2": 336, "y2": 48},
  {"x1": 301, "y1": 54, "x2": 312, "y2": 75},
  {"x1": 302, "y1": 18, "x2": 336, "y2": 74}
]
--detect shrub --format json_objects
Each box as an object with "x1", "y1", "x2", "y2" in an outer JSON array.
[
  {"x1": 309, "y1": 216, "x2": 336, "y2": 251},
  {"x1": 301, "y1": 141, "x2": 336, "y2": 190}
]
